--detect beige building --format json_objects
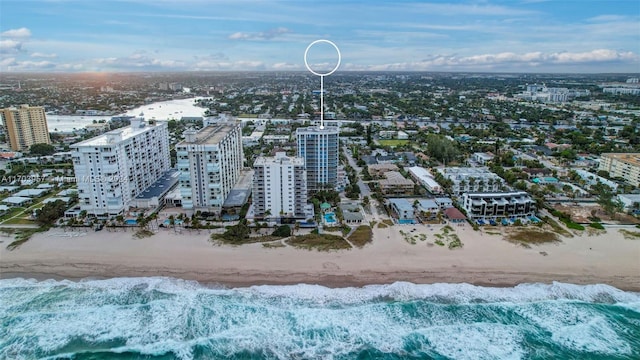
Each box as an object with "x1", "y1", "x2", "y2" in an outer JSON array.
[
  {"x1": 599, "y1": 153, "x2": 640, "y2": 187},
  {"x1": 1, "y1": 104, "x2": 51, "y2": 151},
  {"x1": 379, "y1": 171, "x2": 415, "y2": 195},
  {"x1": 177, "y1": 122, "x2": 244, "y2": 214},
  {"x1": 368, "y1": 163, "x2": 399, "y2": 178}
]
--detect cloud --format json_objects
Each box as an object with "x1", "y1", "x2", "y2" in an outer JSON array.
[
  {"x1": 193, "y1": 60, "x2": 265, "y2": 71},
  {"x1": 1, "y1": 59, "x2": 56, "y2": 71},
  {"x1": 93, "y1": 52, "x2": 186, "y2": 70},
  {"x1": 1, "y1": 27, "x2": 31, "y2": 38},
  {"x1": 345, "y1": 49, "x2": 640, "y2": 71},
  {"x1": 271, "y1": 62, "x2": 301, "y2": 70},
  {"x1": 31, "y1": 52, "x2": 58, "y2": 58},
  {"x1": 228, "y1": 27, "x2": 290, "y2": 40},
  {"x1": 0, "y1": 39, "x2": 23, "y2": 53}
]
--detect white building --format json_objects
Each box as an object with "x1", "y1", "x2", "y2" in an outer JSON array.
[
  {"x1": 436, "y1": 167, "x2": 505, "y2": 195},
  {"x1": 177, "y1": 122, "x2": 244, "y2": 214},
  {"x1": 461, "y1": 191, "x2": 536, "y2": 221},
  {"x1": 407, "y1": 166, "x2": 442, "y2": 194},
  {"x1": 617, "y1": 194, "x2": 640, "y2": 213},
  {"x1": 472, "y1": 152, "x2": 494, "y2": 165},
  {"x1": 253, "y1": 152, "x2": 307, "y2": 219},
  {"x1": 71, "y1": 117, "x2": 170, "y2": 216}
]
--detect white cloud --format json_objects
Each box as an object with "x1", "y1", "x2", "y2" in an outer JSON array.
[
  {"x1": 1, "y1": 59, "x2": 56, "y2": 71},
  {"x1": 228, "y1": 27, "x2": 290, "y2": 40},
  {"x1": 1, "y1": 27, "x2": 31, "y2": 38},
  {"x1": 344, "y1": 49, "x2": 640, "y2": 71},
  {"x1": 31, "y1": 52, "x2": 58, "y2": 58},
  {"x1": 0, "y1": 39, "x2": 23, "y2": 53},
  {"x1": 271, "y1": 62, "x2": 301, "y2": 70},
  {"x1": 93, "y1": 52, "x2": 186, "y2": 70},
  {"x1": 193, "y1": 60, "x2": 265, "y2": 71},
  {"x1": 0, "y1": 57, "x2": 17, "y2": 67}
]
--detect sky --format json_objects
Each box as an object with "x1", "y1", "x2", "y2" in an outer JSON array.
[{"x1": 1, "y1": 0, "x2": 639, "y2": 73}]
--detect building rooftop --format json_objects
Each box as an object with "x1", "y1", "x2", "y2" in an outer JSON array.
[
  {"x1": 223, "y1": 169, "x2": 254, "y2": 208},
  {"x1": 180, "y1": 122, "x2": 239, "y2": 146},
  {"x1": 71, "y1": 118, "x2": 165, "y2": 147},
  {"x1": 601, "y1": 153, "x2": 640, "y2": 167},
  {"x1": 388, "y1": 198, "x2": 414, "y2": 212},
  {"x1": 135, "y1": 169, "x2": 180, "y2": 200},
  {"x1": 254, "y1": 152, "x2": 304, "y2": 166},
  {"x1": 296, "y1": 126, "x2": 339, "y2": 135},
  {"x1": 380, "y1": 171, "x2": 414, "y2": 186}
]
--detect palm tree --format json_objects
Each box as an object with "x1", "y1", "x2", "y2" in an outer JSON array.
[
  {"x1": 183, "y1": 216, "x2": 191, "y2": 232},
  {"x1": 468, "y1": 177, "x2": 477, "y2": 191},
  {"x1": 169, "y1": 215, "x2": 176, "y2": 233}
]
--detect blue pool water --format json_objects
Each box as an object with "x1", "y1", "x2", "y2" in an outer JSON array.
[
  {"x1": 324, "y1": 212, "x2": 336, "y2": 224},
  {"x1": 163, "y1": 219, "x2": 183, "y2": 225},
  {"x1": 124, "y1": 219, "x2": 137, "y2": 225}
]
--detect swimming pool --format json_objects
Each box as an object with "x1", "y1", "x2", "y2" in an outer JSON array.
[
  {"x1": 324, "y1": 212, "x2": 337, "y2": 224},
  {"x1": 125, "y1": 219, "x2": 137, "y2": 225},
  {"x1": 163, "y1": 219, "x2": 183, "y2": 225}
]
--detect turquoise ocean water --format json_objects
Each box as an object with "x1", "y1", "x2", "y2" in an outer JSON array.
[{"x1": 1, "y1": 277, "x2": 639, "y2": 360}]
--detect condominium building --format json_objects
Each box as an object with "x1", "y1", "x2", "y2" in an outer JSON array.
[
  {"x1": 253, "y1": 152, "x2": 307, "y2": 219},
  {"x1": 461, "y1": 191, "x2": 536, "y2": 221},
  {"x1": 1, "y1": 104, "x2": 51, "y2": 151},
  {"x1": 379, "y1": 171, "x2": 415, "y2": 195},
  {"x1": 407, "y1": 166, "x2": 442, "y2": 194},
  {"x1": 436, "y1": 167, "x2": 504, "y2": 195},
  {"x1": 296, "y1": 126, "x2": 339, "y2": 192},
  {"x1": 70, "y1": 118, "x2": 170, "y2": 216},
  {"x1": 176, "y1": 122, "x2": 243, "y2": 214},
  {"x1": 599, "y1": 153, "x2": 640, "y2": 187}
]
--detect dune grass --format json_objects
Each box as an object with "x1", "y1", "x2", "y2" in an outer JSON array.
[
  {"x1": 286, "y1": 233, "x2": 351, "y2": 251},
  {"x1": 347, "y1": 225, "x2": 373, "y2": 248}
]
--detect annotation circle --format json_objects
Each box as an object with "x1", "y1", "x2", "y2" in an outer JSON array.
[{"x1": 304, "y1": 39, "x2": 341, "y2": 76}]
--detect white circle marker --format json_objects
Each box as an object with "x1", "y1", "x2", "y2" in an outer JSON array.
[{"x1": 304, "y1": 39, "x2": 341, "y2": 129}]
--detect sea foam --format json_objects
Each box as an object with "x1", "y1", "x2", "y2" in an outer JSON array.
[{"x1": 1, "y1": 277, "x2": 638, "y2": 360}]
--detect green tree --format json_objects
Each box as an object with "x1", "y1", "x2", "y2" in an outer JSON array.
[
  {"x1": 35, "y1": 200, "x2": 66, "y2": 226},
  {"x1": 30, "y1": 143, "x2": 55, "y2": 156},
  {"x1": 272, "y1": 225, "x2": 292, "y2": 237}
]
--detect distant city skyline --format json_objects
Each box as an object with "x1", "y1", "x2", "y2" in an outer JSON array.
[{"x1": 1, "y1": 0, "x2": 639, "y2": 73}]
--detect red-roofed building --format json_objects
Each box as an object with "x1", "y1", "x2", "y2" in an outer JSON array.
[{"x1": 443, "y1": 207, "x2": 467, "y2": 223}]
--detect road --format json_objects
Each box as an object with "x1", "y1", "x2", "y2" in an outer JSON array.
[{"x1": 342, "y1": 145, "x2": 371, "y2": 197}]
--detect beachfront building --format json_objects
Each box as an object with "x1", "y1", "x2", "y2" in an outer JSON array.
[
  {"x1": 71, "y1": 117, "x2": 170, "y2": 217},
  {"x1": 177, "y1": 122, "x2": 243, "y2": 215},
  {"x1": 296, "y1": 126, "x2": 339, "y2": 193},
  {"x1": 461, "y1": 191, "x2": 536, "y2": 221},
  {"x1": 436, "y1": 167, "x2": 504, "y2": 195},
  {"x1": 387, "y1": 198, "x2": 416, "y2": 224},
  {"x1": 407, "y1": 166, "x2": 443, "y2": 194},
  {"x1": 0, "y1": 104, "x2": 51, "y2": 151},
  {"x1": 599, "y1": 153, "x2": 640, "y2": 187},
  {"x1": 379, "y1": 171, "x2": 415, "y2": 195},
  {"x1": 253, "y1": 152, "x2": 307, "y2": 220}
]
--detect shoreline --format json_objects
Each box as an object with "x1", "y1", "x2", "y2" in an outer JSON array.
[
  {"x1": 2, "y1": 269, "x2": 640, "y2": 292},
  {"x1": 1, "y1": 224, "x2": 639, "y2": 291}
]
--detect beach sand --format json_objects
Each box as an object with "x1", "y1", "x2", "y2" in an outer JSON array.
[{"x1": 1, "y1": 224, "x2": 639, "y2": 290}]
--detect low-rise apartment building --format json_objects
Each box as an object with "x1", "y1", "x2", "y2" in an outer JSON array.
[{"x1": 461, "y1": 191, "x2": 536, "y2": 221}]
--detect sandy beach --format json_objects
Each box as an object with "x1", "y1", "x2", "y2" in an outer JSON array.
[{"x1": 1, "y1": 224, "x2": 639, "y2": 290}]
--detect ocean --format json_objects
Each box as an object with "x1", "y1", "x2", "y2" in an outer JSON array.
[{"x1": 0, "y1": 278, "x2": 638, "y2": 360}]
